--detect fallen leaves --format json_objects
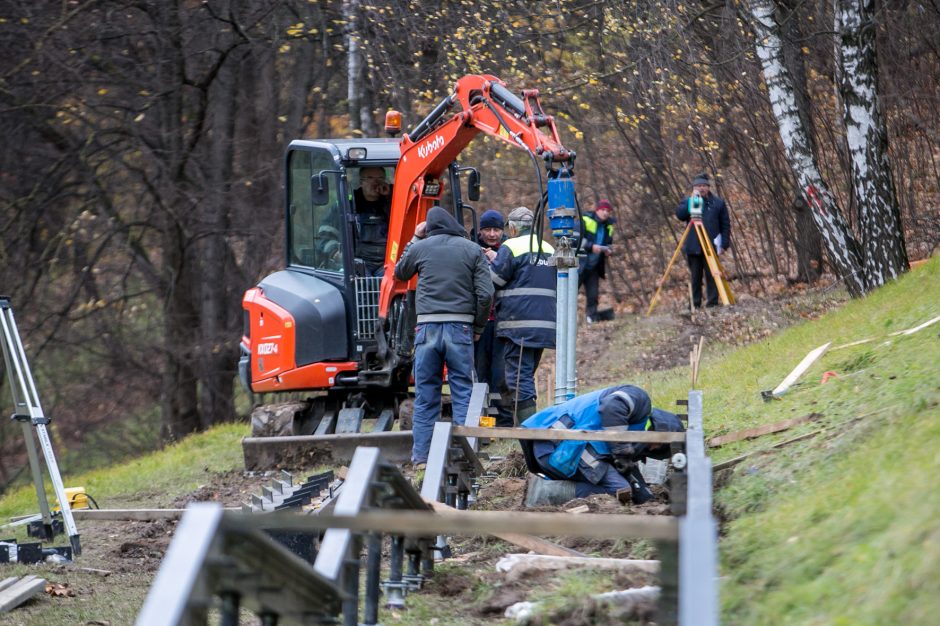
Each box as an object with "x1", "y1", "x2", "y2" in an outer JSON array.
[{"x1": 45, "y1": 582, "x2": 75, "y2": 597}]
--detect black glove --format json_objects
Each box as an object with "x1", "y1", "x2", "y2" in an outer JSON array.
[
  {"x1": 627, "y1": 466, "x2": 653, "y2": 505},
  {"x1": 612, "y1": 455, "x2": 636, "y2": 477}
]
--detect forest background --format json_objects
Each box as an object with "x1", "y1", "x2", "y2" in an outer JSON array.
[{"x1": 1, "y1": 0, "x2": 938, "y2": 489}]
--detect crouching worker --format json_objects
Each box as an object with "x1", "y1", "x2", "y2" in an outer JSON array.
[{"x1": 519, "y1": 385, "x2": 684, "y2": 504}]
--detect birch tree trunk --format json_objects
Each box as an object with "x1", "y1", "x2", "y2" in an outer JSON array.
[
  {"x1": 836, "y1": 0, "x2": 908, "y2": 285},
  {"x1": 344, "y1": 0, "x2": 374, "y2": 135},
  {"x1": 750, "y1": 0, "x2": 867, "y2": 296}
]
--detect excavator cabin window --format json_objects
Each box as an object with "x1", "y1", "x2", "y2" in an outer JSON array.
[
  {"x1": 349, "y1": 166, "x2": 395, "y2": 276},
  {"x1": 288, "y1": 149, "x2": 344, "y2": 273}
]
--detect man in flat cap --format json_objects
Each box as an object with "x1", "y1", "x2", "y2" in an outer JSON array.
[{"x1": 675, "y1": 172, "x2": 731, "y2": 309}]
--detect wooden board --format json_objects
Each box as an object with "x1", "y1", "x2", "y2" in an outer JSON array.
[
  {"x1": 452, "y1": 426, "x2": 685, "y2": 444},
  {"x1": 234, "y1": 508, "x2": 679, "y2": 541},
  {"x1": 770, "y1": 342, "x2": 832, "y2": 396},
  {"x1": 427, "y1": 500, "x2": 583, "y2": 557},
  {"x1": 707, "y1": 413, "x2": 821, "y2": 448},
  {"x1": 73, "y1": 508, "x2": 239, "y2": 521}
]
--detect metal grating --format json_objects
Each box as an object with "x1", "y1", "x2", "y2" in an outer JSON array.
[{"x1": 355, "y1": 276, "x2": 382, "y2": 339}]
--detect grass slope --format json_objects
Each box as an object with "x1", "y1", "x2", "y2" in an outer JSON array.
[
  {"x1": 710, "y1": 260, "x2": 940, "y2": 625},
  {"x1": 1, "y1": 259, "x2": 936, "y2": 625}
]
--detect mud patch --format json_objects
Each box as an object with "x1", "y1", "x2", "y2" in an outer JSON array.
[
  {"x1": 418, "y1": 567, "x2": 476, "y2": 598},
  {"x1": 170, "y1": 469, "x2": 260, "y2": 507},
  {"x1": 475, "y1": 477, "x2": 526, "y2": 510}
]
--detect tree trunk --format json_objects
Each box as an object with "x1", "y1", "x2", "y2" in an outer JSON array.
[
  {"x1": 780, "y1": 0, "x2": 824, "y2": 282},
  {"x1": 344, "y1": 0, "x2": 366, "y2": 134},
  {"x1": 750, "y1": 0, "x2": 867, "y2": 296},
  {"x1": 836, "y1": 0, "x2": 908, "y2": 285},
  {"x1": 199, "y1": 39, "x2": 238, "y2": 428},
  {"x1": 792, "y1": 195, "x2": 823, "y2": 282}
]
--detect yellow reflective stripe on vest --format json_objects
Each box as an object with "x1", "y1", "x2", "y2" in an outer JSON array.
[
  {"x1": 504, "y1": 235, "x2": 555, "y2": 257},
  {"x1": 582, "y1": 215, "x2": 599, "y2": 235}
]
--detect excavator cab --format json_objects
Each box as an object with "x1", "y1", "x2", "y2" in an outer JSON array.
[
  {"x1": 240, "y1": 139, "x2": 477, "y2": 428},
  {"x1": 241, "y1": 74, "x2": 575, "y2": 441},
  {"x1": 241, "y1": 139, "x2": 403, "y2": 394}
]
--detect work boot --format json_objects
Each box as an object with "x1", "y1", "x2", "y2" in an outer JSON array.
[
  {"x1": 514, "y1": 399, "x2": 538, "y2": 426},
  {"x1": 525, "y1": 475, "x2": 577, "y2": 507}
]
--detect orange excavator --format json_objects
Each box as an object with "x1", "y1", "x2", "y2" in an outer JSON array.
[{"x1": 240, "y1": 74, "x2": 578, "y2": 435}]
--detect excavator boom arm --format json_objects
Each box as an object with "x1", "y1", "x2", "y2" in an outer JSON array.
[{"x1": 380, "y1": 74, "x2": 574, "y2": 317}]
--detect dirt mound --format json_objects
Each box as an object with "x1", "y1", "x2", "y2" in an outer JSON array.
[{"x1": 170, "y1": 469, "x2": 261, "y2": 508}]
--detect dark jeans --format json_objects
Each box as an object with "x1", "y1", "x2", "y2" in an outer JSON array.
[
  {"x1": 473, "y1": 319, "x2": 505, "y2": 397},
  {"x1": 579, "y1": 269, "x2": 601, "y2": 317},
  {"x1": 534, "y1": 449, "x2": 629, "y2": 498},
  {"x1": 500, "y1": 339, "x2": 543, "y2": 424},
  {"x1": 411, "y1": 322, "x2": 475, "y2": 463},
  {"x1": 687, "y1": 253, "x2": 718, "y2": 307}
]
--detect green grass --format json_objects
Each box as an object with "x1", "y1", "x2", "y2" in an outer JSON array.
[{"x1": 0, "y1": 422, "x2": 246, "y2": 522}]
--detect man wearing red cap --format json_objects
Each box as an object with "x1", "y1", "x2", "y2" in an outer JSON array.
[{"x1": 578, "y1": 200, "x2": 616, "y2": 323}]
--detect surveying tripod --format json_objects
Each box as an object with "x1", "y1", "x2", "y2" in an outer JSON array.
[
  {"x1": 647, "y1": 196, "x2": 735, "y2": 315},
  {"x1": 0, "y1": 296, "x2": 81, "y2": 554}
]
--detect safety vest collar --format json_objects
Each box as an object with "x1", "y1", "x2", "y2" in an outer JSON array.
[{"x1": 504, "y1": 234, "x2": 555, "y2": 257}]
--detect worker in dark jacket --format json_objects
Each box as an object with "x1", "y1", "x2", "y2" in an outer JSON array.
[
  {"x1": 490, "y1": 207, "x2": 555, "y2": 425},
  {"x1": 353, "y1": 166, "x2": 393, "y2": 276},
  {"x1": 675, "y1": 172, "x2": 731, "y2": 308},
  {"x1": 395, "y1": 207, "x2": 494, "y2": 465},
  {"x1": 475, "y1": 209, "x2": 509, "y2": 423},
  {"x1": 521, "y1": 385, "x2": 684, "y2": 502},
  {"x1": 578, "y1": 200, "x2": 616, "y2": 323}
]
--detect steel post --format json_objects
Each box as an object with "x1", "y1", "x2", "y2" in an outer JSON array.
[
  {"x1": 384, "y1": 536, "x2": 406, "y2": 608},
  {"x1": 341, "y1": 556, "x2": 360, "y2": 626},
  {"x1": 363, "y1": 534, "x2": 382, "y2": 625},
  {"x1": 219, "y1": 591, "x2": 240, "y2": 626},
  {"x1": 554, "y1": 268, "x2": 569, "y2": 404},
  {"x1": 566, "y1": 256, "x2": 578, "y2": 399}
]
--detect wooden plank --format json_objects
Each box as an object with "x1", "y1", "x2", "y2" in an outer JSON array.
[
  {"x1": 452, "y1": 426, "x2": 685, "y2": 444},
  {"x1": 713, "y1": 430, "x2": 822, "y2": 471},
  {"x1": 770, "y1": 342, "x2": 832, "y2": 396},
  {"x1": 73, "y1": 508, "x2": 240, "y2": 521},
  {"x1": 830, "y1": 337, "x2": 876, "y2": 351},
  {"x1": 707, "y1": 413, "x2": 821, "y2": 448},
  {"x1": 898, "y1": 314, "x2": 940, "y2": 336},
  {"x1": 0, "y1": 578, "x2": 18, "y2": 593},
  {"x1": 496, "y1": 554, "x2": 659, "y2": 581},
  {"x1": 427, "y1": 500, "x2": 583, "y2": 557},
  {"x1": 232, "y1": 509, "x2": 679, "y2": 541},
  {"x1": 0, "y1": 575, "x2": 46, "y2": 614}
]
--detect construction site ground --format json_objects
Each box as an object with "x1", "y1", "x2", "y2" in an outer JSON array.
[{"x1": 0, "y1": 280, "x2": 858, "y2": 625}]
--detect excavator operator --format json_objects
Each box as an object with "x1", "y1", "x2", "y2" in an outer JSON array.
[{"x1": 353, "y1": 166, "x2": 393, "y2": 276}]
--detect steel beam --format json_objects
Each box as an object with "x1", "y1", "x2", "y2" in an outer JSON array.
[{"x1": 242, "y1": 431, "x2": 413, "y2": 470}]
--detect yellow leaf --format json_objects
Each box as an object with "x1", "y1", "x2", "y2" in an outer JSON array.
[{"x1": 98, "y1": 88, "x2": 108, "y2": 96}]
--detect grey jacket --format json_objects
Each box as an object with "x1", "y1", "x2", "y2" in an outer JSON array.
[{"x1": 394, "y1": 207, "x2": 494, "y2": 334}]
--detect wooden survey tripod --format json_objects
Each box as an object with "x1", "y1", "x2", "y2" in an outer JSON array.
[{"x1": 647, "y1": 197, "x2": 735, "y2": 315}]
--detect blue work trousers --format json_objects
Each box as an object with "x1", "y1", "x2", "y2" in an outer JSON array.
[
  {"x1": 411, "y1": 322, "x2": 475, "y2": 463},
  {"x1": 573, "y1": 465, "x2": 630, "y2": 498},
  {"x1": 502, "y1": 339, "x2": 543, "y2": 404}
]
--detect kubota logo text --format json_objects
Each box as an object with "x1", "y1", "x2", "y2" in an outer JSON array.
[
  {"x1": 417, "y1": 135, "x2": 445, "y2": 159},
  {"x1": 257, "y1": 342, "x2": 278, "y2": 355}
]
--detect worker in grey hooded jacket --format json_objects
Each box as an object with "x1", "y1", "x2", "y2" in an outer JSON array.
[{"x1": 394, "y1": 206, "x2": 494, "y2": 465}]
